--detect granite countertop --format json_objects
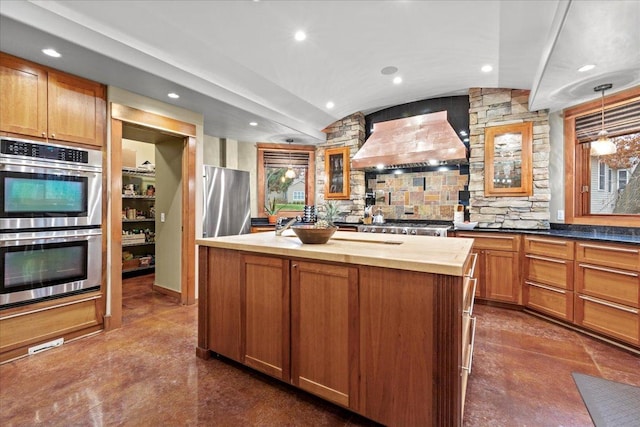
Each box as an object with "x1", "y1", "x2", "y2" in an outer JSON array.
[
  {"x1": 197, "y1": 231, "x2": 473, "y2": 276},
  {"x1": 454, "y1": 225, "x2": 640, "y2": 245}
]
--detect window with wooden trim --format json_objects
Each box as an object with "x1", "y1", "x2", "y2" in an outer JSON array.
[
  {"x1": 257, "y1": 143, "x2": 315, "y2": 218},
  {"x1": 564, "y1": 86, "x2": 640, "y2": 226}
]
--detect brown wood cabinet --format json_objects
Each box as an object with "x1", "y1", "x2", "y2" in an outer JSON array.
[
  {"x1": 455, "y1": 232, "x2": 521, "y2": 304},
  {"x1": 0, "y1": 52, "x2": 106, "y2": 146},
  {"x1": 574, "y1": 242, "x2": 639, "y2": 346},
  {"x1": 523, "y1": 236, "x2": 575, "y2": 321},
  {"x1": 0, "y1": 292, "x2": 104, "y2": 363},
  {"x1": 198, "y1": 244, "x2": 470, "y2": 426},
  {"x1": 242, "y1": 254, "x2": 290, "y2": 380},
  {"x1": 291, "y1": 261, "x2": 358, "y2": 408}
]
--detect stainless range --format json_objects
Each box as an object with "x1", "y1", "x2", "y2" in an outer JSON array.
[{"x1": 357, "y1": 224, "x2": 450, "y2": 237}]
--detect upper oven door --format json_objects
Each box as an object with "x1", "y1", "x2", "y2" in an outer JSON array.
[{"x1": 0, "y1": 160, "x2": 102, "y2": 231}]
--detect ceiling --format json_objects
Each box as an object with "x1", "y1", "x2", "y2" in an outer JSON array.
[{"x1": 1, "y1": 1, "x2": 638, "y2": 145}]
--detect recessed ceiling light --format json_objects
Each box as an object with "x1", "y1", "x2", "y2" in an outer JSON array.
[
  {"x1": 481, "y1": 64, "x2": 493, "y2": 73},
  {"x1": 42, "y1": 48, "x2": 61, "y2": 58},
  {"x1": 459, "y1": 130, "x2": 468, "y2": 136},
  {"x1": 393, "y1": 76, "x2": 403, "y2": 85},
  {"x1": 578, "y1": 64, "x2": 596, "y2": 72},
  {"x1": 326, "y1": 101, "x2": 335, "y2": 109},
  {"x1": 294, "y1": 30, "x2": 306, "y2": 41},
  {"x1": 463, "y1": 138, "x2": 470, "y2": 143},
  {"x1": 167, "y1": 93, "x2": 179, "y2": 99},
  {"x1": 249, "y1": 122, "x2": 258, "y2": 126},
  {"x1": 376, "y1": 164, "x2": 385, "y2": 170},
  {"x1": 381, "y1": 66, "x2": 398, "y2": 75}
]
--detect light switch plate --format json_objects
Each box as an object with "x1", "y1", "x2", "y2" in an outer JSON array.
[
  {"x1": 557, "y1": 210, "x2": 565, "y2": 221},
  {"x1": 160, "y1": 212, "x2": 166, "y2": 222}
]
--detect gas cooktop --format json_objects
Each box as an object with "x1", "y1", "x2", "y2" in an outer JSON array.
[{"x1": 357, "y1": 223, "x2": 451, "y2": 237}]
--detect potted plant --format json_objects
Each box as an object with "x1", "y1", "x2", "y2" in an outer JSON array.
[
  {"x1": 316, "y1": 201, "x2": 340, "y2": 227},
  {"x1": 264, "y1": 198, "x2": 281, "y2": 224}
]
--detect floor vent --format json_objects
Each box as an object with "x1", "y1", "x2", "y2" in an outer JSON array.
[{"x1": 28, "y1": 338, "x2": 64, "y2": 355}]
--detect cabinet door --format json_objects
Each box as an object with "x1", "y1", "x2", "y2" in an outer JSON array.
[
  {"x1": 291, "y1": 261, "x2": 358, "y2": 409},
  {"x1": 0, "y1": 53, "x2": 47, "y2": 138},
  {"x1": 47, "y1": 71, "x2": 105, "y2": 146},
  {"x1": 242, "y1": 254, "x2": 290, "y2": 380},
  {"x1": 484, "y1": 250, "x2": 520, "y2": 303}
]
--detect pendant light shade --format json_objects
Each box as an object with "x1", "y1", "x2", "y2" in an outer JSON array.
[
  {"x1": 285, "y1": 139, "x2": 296, "y2": 179},
  {"x1": 590, "y1": 84, "x2": 617, "y2": 156}
]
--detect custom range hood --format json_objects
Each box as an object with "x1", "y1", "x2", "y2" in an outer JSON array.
[{"x1": 352, "y1": 111, "x2": 468, "y2": 169}]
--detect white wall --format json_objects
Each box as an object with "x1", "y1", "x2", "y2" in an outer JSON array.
[{"x1": 548, "y1": 111, "x2": 565, "y2": 223}]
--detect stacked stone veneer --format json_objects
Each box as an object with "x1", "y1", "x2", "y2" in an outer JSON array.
[
  {"x1": 368, "y1": 170, "x2": 468, "y2": 220},
  {"x1": 469, "y1": 88, "x2": 550, "y2": 229},
  {"x1": 316, "y1": 112, "x2": 366, "y2": 223}
]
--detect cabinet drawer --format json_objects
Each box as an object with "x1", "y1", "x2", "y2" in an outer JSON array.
[
  {"x1": 576, "y1": 263, "x2": 639, "y2": 308},
  {"x1": 525, "y1": 255, "x2": 573, "y2": 290},
  {"x1": 524, "y1": 281, "x2": 573, "y2": 322},
  {"x1": 574, "y1": 294, "x2": 639, "y2": 346},
  {"x1": 524, "y1": 236, "x2": 574, "y2": 260},
  {"x1": 576, "y1": 242, "x2": 640, "y2": 271},
  {"x1": 456, "y1": 233, "x2": 520, "y2": 252}
]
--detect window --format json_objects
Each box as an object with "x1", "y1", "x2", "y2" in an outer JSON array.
[
  {"x1": 598, "y1": 161, "x2": 605, "y2": 191},
  {"x1": 257, "y1": 143, "x2": 315, "y2": 218},
  {"x1": 564, "y1": 86, "x2": 640, "y2": 226},
  {"x1": 618, "y1": 170, "x2": 628, "y2": 191}
]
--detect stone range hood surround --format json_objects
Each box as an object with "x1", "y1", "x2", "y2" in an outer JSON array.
[{"x1": 351, "y1": 111, "x2": 468, "y2": 170}]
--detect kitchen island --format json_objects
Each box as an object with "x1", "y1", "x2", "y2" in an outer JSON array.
[{"x1": 196, "y1": 231, "x2": 475, "y2": 427}]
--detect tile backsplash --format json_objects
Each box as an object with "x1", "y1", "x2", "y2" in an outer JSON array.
[{"x1": 368, "y1": 170, "x2": 468, "y2": 220}]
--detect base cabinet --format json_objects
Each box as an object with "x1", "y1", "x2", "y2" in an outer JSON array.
[
  {"x1": 456, "y1": 233, "x2": 521, "y2": 304},
  {"x1": 242, "y1": 254, "x2": 290, "y2": 380},
  {"x1": 291, "y1": 261, "x2": 358, "y2": 408},
  {"x1": 0, "y1": 293, "x2": 103, "y2": 363},
  {"x1": 198, "y1": 246, "x2": 469, "y2": 426},
  {"x1": 523, "y1": 236, "x2": 575, "y2": 322}
]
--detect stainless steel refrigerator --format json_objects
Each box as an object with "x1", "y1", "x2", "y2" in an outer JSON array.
[{"x1": 202, "y1": 165, "x2": 251, "y2": 238}]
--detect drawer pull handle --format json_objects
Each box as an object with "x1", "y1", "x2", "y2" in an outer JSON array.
[
  {"x1": 461, "y1": 316, "x2": 477, "y2": 374},
  {"x1": 526, "y1": 254, "x2": 567, "y2": 264},
  {"x1": 465, "y1": 253, "x2": 478, "y2": 278},
  {"x1": 580, "y1": 243, "x2": 639, "y2": 255},
  {"x1": 578, "y1": 295, "x2": 639, "y2": 314},
  {"x1": 463, "y1": 278, "x2": 478, "y2": 316},
  {"x1": 525, "y1": 281, "x2": 566, "y2": 294},
  {"x1": 527, "y1": 238, "x2": 568, "y2": 246},
  {"x1": 578, "y1": 263, "x2": 639, "y2": 277}
]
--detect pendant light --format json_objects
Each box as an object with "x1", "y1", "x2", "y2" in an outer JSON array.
[
  {"x1": 590, "y1": 83, "x2": 617, "y2": 156},
  {"x1": 285, "y1": 139, "x2": 296, "y2": 179}
]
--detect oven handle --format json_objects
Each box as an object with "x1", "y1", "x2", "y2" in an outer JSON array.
[
  {"x1": 0, "y1": 229, "x2": 102, "y2": 243},
  {"x1": 0, "y1": 158, "x2": 101, "y2": 175}
]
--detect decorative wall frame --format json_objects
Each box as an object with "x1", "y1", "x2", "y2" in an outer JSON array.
[
  {"x1": 484, "y1": 122, "x2": 533, "y2": 197},
  {"x1": 324, "y1": 146, "x2": 350, "y2": 199}
]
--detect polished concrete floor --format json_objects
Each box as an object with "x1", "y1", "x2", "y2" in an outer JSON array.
[{"x1": 1, "y1": 274, "x2": 639, "y2": 426}]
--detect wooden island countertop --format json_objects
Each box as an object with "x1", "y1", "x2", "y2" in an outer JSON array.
[
  {"x1": 196, "y1": 231, "x2": 476, "y2": 426},
  {"x1": 196, "y1": 230, "x2": 473, "y2": 276}
]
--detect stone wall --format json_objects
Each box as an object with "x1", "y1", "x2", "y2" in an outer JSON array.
[
  {"x1": 468, "y1": 88, "x2": 550, "y2": 229},
  {"x1": 316, "y1": 112, "x2": 366, "y2": 223}
]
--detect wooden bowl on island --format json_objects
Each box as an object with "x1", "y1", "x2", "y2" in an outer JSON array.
[{"x1": 291, "y1": 225, "x2": 338, "y2": 244}]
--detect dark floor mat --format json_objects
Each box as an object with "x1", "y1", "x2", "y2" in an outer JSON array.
[{"x1": 572, "y1": 372, "x2": 640, "y2": 427}]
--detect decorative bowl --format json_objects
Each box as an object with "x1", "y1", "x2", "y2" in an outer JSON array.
[
  {"x1": 291, "y1": 225, "x2": 338, "y2": 244},
  {"x1": 454, "y1": 221, "x2": 478, "y2": 230}
]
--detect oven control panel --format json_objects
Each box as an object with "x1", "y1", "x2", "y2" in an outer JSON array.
[{"x1": 1, "y1": 139, "x2": 88, "y2": 163}]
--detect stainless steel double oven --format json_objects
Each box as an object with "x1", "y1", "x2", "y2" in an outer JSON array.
[{"x1": 0, "y1": 137, "x2": 102, "y2": 308}]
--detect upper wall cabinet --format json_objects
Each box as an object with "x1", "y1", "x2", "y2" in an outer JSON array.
[
  {"x1": 324, "y1": 146, "x2": 350, "y2": 200},
  {"x1": 0, "y1": 52, "x2": 106, "y2": 147},
  {"x1": 484, "y1": 122, "x2": 533, "y2": 197}
]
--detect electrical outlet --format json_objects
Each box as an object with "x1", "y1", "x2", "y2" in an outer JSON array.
[
  {"x1": 160, "y1": 212, "x2": 166, "y2": 222},
  {"x1": 557, "y1": 210, "x2": 565, "y2": 221}
]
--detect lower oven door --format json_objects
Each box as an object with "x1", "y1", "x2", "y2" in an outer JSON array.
[{"x1": 0, "y1": 228, "x2": 102, "y2": 308}]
